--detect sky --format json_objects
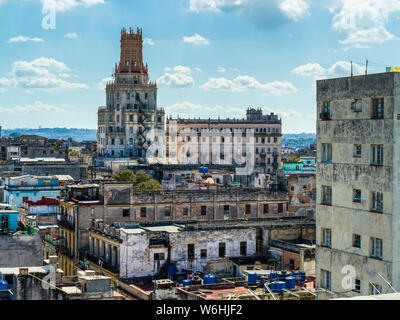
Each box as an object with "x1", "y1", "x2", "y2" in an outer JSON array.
[{"x1": 1, "y1": 0, "x2": 400, "y2": 133}]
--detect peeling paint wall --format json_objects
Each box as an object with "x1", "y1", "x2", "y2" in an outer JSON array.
[{"x1": 316, "y1": 72, "x2": 400, "y2": 298}]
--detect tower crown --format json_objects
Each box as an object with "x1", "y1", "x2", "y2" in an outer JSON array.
[{"x1": 116, "y1": 26, "x2": 147, "y2": 75}]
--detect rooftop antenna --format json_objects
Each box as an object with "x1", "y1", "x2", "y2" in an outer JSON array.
[
  {"x1": 351, "y1": 61, "x2": 353, "y2": 77},
  {"x1": 365, "y1": 59, "x2": 368, "y2": 75}
]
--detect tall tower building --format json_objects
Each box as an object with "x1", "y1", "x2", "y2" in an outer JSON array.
[
  {"x1": 316, "y1": 72, "x2": 400, "y2": 299},
  {"x1": 97, "y1": 27, "x2": 165, "y2": 162}
]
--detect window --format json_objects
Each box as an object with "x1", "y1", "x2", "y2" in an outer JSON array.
[
  {"x1": 263, "y1": 204, "x2": 269, "y2": 214},
  {"x1": 122, "y1": 209, "x2": 130, "y2": 217},
  {"x1": 245, "y1": 204, "x2": 251, "y2": 215},
  {"x1": 353, "y1": 234, "x2": 361, "y2": 248},
  {"x1": 278, "y1": 203, "x2": 283, "y2": 213},
  {"x1": 154, "y1": 253, "x2": 165, "y2": 261},
  {"x1": 322, "y1": 186, "x2": 332, "y2": 205},
  {"x1": 371, "y1": 192, "x2": 383, "y2": 213},
  {"x1": 354, "y1": 145, "x2": 362, "y2": 158},
  {"x1": 370, "y1": 283, "x2": 382, "y2": 295},
  {"x1": 321, "y1": 101, "x2": 332, "y2": 120},
  {"x1": 322, "y1": 144, "x2": 332, "y2": 162},
  {"x1": 188, "y1": 244, "x2": 195, "y2": 260},
  {"x1": 321, "y1": 270, "x2": 331, "y2": 290},
  {"x1": 91, "y1": 208, "x2": 95, "y2": 216},
  {"x1": 371, "y1": 237, "x2": 383, "y2": 259},
  {"x1": 351, "y1": 99, "x2": 363, "y2": 112},
  {"x1": 201, "y1": 206, "x2": 207, "y2": 216},
  {"x1": 183, "y1": 207, "x2": 189, "y2": 216},
  {"x1": 200, "y1": 249, "x2": 207, "y2": 259},
  {"x1": 140, "y1": 207, "x2": 146, "y2": 218},
  {"x1": 224, "y1": 205, "x2": 230, "y2": 219},
  {"x1": 240, "y1": 241, "x2": 247, "y2": 256},
  {"x1": 354, "y1": 279, "x2": 361, "y2": 293},
  {"x1": 372, "y1": 98, "x2": 384, "y2": 119},
  {"x1": 219, "y1": 242, "x2": 226, "y2": 258},
  {"x1": 353, "y1": 189, "x2": 361, "y2": 203},
  {"x1": 322, "y1": 228, "x2": 332, "y2": 248},
  {"x1": 371, "y1": 145, "x2": 383, "y2": 166},
  {"x1": 165, "y1": 206, "x2": 171, "y2": 217}
]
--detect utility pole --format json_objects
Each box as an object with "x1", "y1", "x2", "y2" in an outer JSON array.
[{"x1": 365, "y1": 59, "x2": 368, "y2": 75}]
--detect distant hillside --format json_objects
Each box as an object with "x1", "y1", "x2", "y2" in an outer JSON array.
[
  {"x1": 282, "y1": 133, "x2": 316, "y2": 149},
  {"x1": 2, "y1": 128, "x2": 97, "y2": 142}
]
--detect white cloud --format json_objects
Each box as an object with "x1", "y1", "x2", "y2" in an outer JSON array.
[
  {"x1": 217, "y1": 67, "x2": 227, "y2": 73},
  {"x1": 97, "y1": 77, "x2": 113, "y2": 90},
  {"x1": 157, "y1": 66, "x2": 195, "y2": 88},
  {"x1": 0, "y1": 101, "x2": 67, "y2": 114},
  {"x1": 0, "y1": 57, "x2": 89, "y2": 92},
  {"x1": 41, "y1": 0, "x2": 105, "y2": 12},
  {"x1": 279, "y1": 0, "x2": 309, "y2": 21},
  {"x1": 143, "y1": 38, "x2": 155, "y2": 45},
  {"x1": 202, "y1": 75, "x2": 298, "y2": 96},
  {"x1": 329, "y1": 0, "x2": 400, "y2": 47},
  {"x1": 182, "y1": 33, "x2": 210, "y2": 45},
  {"x1": 195, "y1": 67, "x2": 203, "y2": 72},
  {"x1": 65, "y1": 32, "x2": 78, "y2": 39},
  {"x1": 8, "y1": 36, "x2": 44, "y2": 43},
  {"x1": 262, "y1": 106, "x2": 303, "y2": 119},
  {"x1": 188, "y1": 0, "x2": 310, "y2": 29},
  {"x1": 292, "y1": 60, "x2": 365, "y2": 79}
]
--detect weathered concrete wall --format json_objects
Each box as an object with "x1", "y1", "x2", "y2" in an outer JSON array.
[
  {"x1": 103, "y1": 184, "x2": 290, "y2": 223},
  {"x1": 170, "y1": 228, "x2": 256, "y2": 274},
  {"x1": 0, "y1": 234, "x2": 42, "y2": 268},
  {"x1": 316, "y1": 72, "x2": 400, "y2": 298}
]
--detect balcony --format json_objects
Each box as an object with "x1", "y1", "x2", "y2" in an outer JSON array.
[{"x1": 85, "y1": 253, "x2": 119, "y2": 274}]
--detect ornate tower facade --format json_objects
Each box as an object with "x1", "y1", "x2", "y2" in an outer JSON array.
[{"x1": 97, "y1": 27, "x2": 165, "y2": 162}]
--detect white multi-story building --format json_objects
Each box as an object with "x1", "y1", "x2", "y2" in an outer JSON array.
[
  {"x1": 97, "y1": 27, "x2": 165, "y2": 163},
  {"x1": 316, "y1": 72, "x2": 400, "y2": 299}
]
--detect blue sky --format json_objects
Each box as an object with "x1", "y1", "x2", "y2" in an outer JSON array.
[{"x1": 1, "y1": 0, "x2": 400, "y2": 133}]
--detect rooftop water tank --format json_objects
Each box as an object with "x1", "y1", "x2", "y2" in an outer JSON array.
[
  {"x1": 285, "y1": 277, "x2": 296, "y2": 290},
  {"x1": 269, "y1": 272, "x2": 277, "y2": 281},
  {"x1": 167, "y1": 265, "x2": 176, "y2": 277},
  {"x1": 275, "y1": 281, "x2": 286, "y2": 293},
  {"x1": 204, "y1": 274, "x2": 216, "y2": 285},
  {"x1": 0, "y1": 280, "x2": 8, "y2": 291},
  {"x1": 182, "y1": 280, "x2": 191, "y2": 287},
  {"x1": 300, "y1": 272, "x2": 306, "y2": 281},
  {"x1": 247, "y1": 273, "x2": 257, "y2": 284}
]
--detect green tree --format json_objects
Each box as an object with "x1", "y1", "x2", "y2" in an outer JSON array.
[
  {"x1": 112, "y1": 170, "x2": 161, "y2": 191},
  {"x1": 112, "y1": 170, "x2": 136, "y2": 183},
  {"x1": 133, "y1": 170, "x2": 161, "y2": 191}
]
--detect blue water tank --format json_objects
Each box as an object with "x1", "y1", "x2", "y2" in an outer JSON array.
[
  {"x1": 292, "y1": 271, "x2": 300, "y2": 280},
  {"x1": 247, "y1": 273, "x2": 257, "y2": 284},
  {"x1": 269, "y1": 272, "x2": 277, "y2": 281},
  {"x1": 300, "y1": 272, "x2": 306, "y2": 281},
  {"x1": 183, "y1": 280, "x2": 191, "y2": 287},
  {"x1": 0, "y1": 280, "x2": 8, "y2": 291},
  {"x1": 167, "y1": 265, "x2": 176, "y2": 277},
  {"x1": 268, "y1": 282, "x2": 276, "y2": 292},
  {"x1": 275, "y1": 281, "x2": 286, "y2": 293},
  {"x1": 285, "y1": 277, "x2": 296, "y2": 289},
  {"x1": 204, "y1": 274, "x2": 216, "y2": 285}
]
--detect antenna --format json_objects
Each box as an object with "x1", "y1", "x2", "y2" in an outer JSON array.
[
  {"x1": 351, "y1": 61, "x2": 353, "y2": 77},
  {"x1": 365, "y1": 59, "x2": 368, "y2": 75}
]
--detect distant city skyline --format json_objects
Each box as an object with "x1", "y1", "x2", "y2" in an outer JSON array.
[{"x1": 1, "y1": 0, "x2": 400, "y2": 132}]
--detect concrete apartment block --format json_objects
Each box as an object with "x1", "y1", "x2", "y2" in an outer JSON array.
[{"x1": 316, "y1": 72, "x2": 400, "y2": 299}]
